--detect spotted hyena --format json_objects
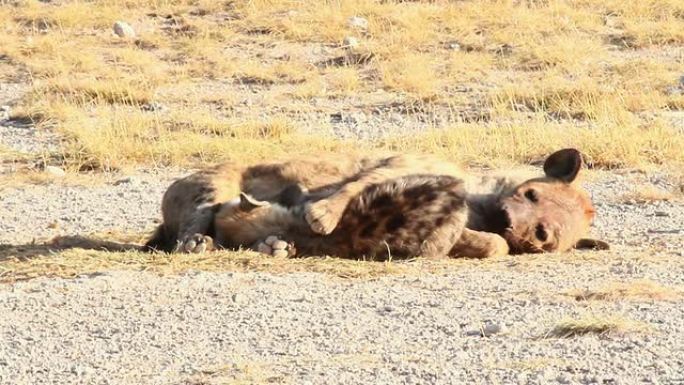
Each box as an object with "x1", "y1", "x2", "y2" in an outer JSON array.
[
  {"x1": 144, "y1": 149, "x2": 607, "y2": 258},
  {"x1": 212, "y1": 174, "x2": 494, "y2": 260}
]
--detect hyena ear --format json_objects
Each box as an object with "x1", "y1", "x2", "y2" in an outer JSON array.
[
  {"x1": 574, "y1": 238, "x2": 610, "y2": 251},
  {"x1": 239, "y1": 192, "x2": 270, "y2": 211},
  {"x1": 543, "y1": 148, "x2": 583, "y2": 183}
]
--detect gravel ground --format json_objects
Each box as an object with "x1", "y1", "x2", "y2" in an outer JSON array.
[{"x1": 1, "y1": 265, "x2": 683, "y2": 385}]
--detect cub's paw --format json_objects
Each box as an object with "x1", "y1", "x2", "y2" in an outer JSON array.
[
  {"x1": 304, "y1": 200, "x2": 341, "y2": 235},
  {"x1": 176, "y1": 233, "x2": 214, "y2": 253},
  {"x1": 485, "y1": 234, "x2": 509, "y2": 258},
  {"x1": 254, "y1": 235, "x2": 296, "y2": 258}
]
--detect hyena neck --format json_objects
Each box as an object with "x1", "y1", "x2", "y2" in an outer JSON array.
[
  {"x1": 464, "y1": 174, "x2": 520, "y2": 235},
  {"x1": 465, "y1": 194, "x2": 509, "y2": 235}
]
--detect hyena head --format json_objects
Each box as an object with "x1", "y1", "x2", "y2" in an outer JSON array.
[{"x1": 499, "y1": 148, "x2": 607, "y2": 254}]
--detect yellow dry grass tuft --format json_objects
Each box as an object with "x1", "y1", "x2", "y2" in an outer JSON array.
[
  {"x1": 546, "y1": 315, "x2": 649, "y2": 338},
  {"x1": 567, "y1": 280, "x2": 682, "y2": 302},
  {"x1": 620, "y1": 184, "x2": 678, "y2": 203}
]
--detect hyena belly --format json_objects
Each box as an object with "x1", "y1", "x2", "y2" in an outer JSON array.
[{"x1": 299, "y1": 174, "x2": 469, "y2": 260}]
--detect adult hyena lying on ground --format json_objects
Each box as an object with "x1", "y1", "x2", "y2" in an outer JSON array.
[{"x1": 144, "y1": 148, "x2": 607, "y2": 258}]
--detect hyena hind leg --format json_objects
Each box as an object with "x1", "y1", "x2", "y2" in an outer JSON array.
[{"x1": 175, "y1": 205, "x2": 219, "y2": 253}]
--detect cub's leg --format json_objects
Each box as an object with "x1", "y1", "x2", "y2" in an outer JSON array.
[
  {"x1": 450, "y1": 228, "x2": 509, "y2": 258},
  {"x1": 305, "y1": 154, "x2": 462, "y2": 235}
]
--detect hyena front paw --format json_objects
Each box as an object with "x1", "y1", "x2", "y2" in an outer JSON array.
[
  {"x1": 485, "y1": 233, "x2": 509, "y2": 258},
  {"x1": 254, "y1": 235, "x2": 296, "y2": 258},
  {"x1": 176, "y1": 233, "x2": 214, "y2": 253},
  {"x1": 304, "y1": 200, "x2": 342, "y2": 235}
]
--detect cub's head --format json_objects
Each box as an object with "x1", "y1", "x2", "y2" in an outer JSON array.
[{"x1": 500, "y1": 148, "x2": 608, "y2": 254}]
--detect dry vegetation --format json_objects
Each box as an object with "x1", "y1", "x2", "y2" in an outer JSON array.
[
  {"x1": 0, "y1": 0, "x2": 683, "y2": 172},
  {"x1": 546, "y1": 315, "x2": 649, "y2": 338},
  {"x1": 567, "y1": 280, "x2": 682, "y2": 302}
]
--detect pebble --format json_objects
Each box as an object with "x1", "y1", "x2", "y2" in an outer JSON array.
[
  {"x1": 347, "y1": 16, "x2": 368, "y2": 31},
  {"x1": 447, "y1": 41, "x2": 461, "y2": 51},
  {"x1": 343, "y1": 36, "x2": 359, "y2": 49},
  {"x1": 141, "y1": 102, "x2": 167, "y2": 112},
  {"x1": 44, "y1": 166, "x2": 66, "y2": 177},
  {"x1": 113, "y1": 21, "x2": 135, "y2": 38},
  {"x1": 0, "y1": 105, "x2": 10, "y2": 120},
  {"x1": 113, "y1": 177, "x2": 134, "y2": 186}
]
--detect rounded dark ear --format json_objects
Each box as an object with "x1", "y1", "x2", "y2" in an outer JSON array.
[
  {"x1": 574, "y1": 238, "x2": 609, "y2": 251},
  {"x1": 239, "y1": 192, "x2": 269, "y2": 211},
  {"x1": 543, "y1": 148, "x2": 583, "y2": 183}
]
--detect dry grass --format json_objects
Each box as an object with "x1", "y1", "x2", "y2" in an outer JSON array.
[
  {"x1": 620, "y1": 184, "x2": 678, "y2": 203},
  {"x1": 0, "y1": 232, "x2": 485, "y2": 283},
  {"x1": 567, "y1": 280, "x2": 682, "y2": 302},
  {"x1": 0, "y1": 0, "x2": 682, "y2": 172},
  {"x1": 546, "y1": 315, "x2": 649, "y2": 338}
]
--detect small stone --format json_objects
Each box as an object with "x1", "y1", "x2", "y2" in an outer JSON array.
[
  {"x1": 113, "y1": 21, "x2": 136, "y2": 38},
  {"x1": 45, "y1": 166, "x2": 65, "y2": 177},
  {"x1": 0, "y1": 105, "x2": 10, "y2": 120},
  {"x1": 141, "y1": 102, "x2": 167, "y2": 112},
  {"x1": 264, "y1": 235, "x2": 279, "y2": 246},
  {"x1": 271, "y1": 240, "x2": 288, "y2": 250},
  {"x1": 272, "y1": 249, "x2": 289, "y2": 258},
  {"x1": 481, "y1": 321, "x2": 503, "y2": 337},
  {"x1": 447, "y1": 41, "x2": 461, "y2": 51},
  {"x1": 256, "y1": 243, "x2": 272, "y2": 255},
  {"x1": 665, "y1": 86, "x2": 683, "y2": 96},
  {"x1": 347, "y1": 16, "x2": 368, "y2": 30},
  {"x1": 556, "y1": 374, "x2": 571, "y2": 384},
  {"x1": 113, "y1": 176, "x2": 134, "y2": 185},
  {"x1": 231, "y1": 293, "x2": 245, "y2": 303},
  {"x1": 343, "y1": 36, "x2": 359, "y2": 48},
  {"x1": 654, "y1": 211, "x2": 669, "y2": 217}
]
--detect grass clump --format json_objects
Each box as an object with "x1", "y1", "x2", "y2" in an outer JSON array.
[{"x1": 546, "y1": 315, "x2": 648, "y2": 338}]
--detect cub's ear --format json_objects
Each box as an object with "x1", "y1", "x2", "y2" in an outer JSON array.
[
  {"x1": 574, "y1": 238, "x2": 610, "y2": 251},
  {"x1": 543, "y1": 148, "x2": 583, "y2": 183},
  {"x1": 239, "y1": 192, "x2": 270, "y2": 211}
]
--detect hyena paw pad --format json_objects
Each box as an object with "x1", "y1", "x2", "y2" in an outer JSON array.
[
  {"x1": 256, "y1": 236, "x2": 296, "y2": 258},
  {"x1": 178, "y1": 233, "x2": 214, "y2": 253}
]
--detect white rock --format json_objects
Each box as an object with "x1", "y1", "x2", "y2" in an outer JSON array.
[
  {"x1": 481, "y1": 322, "x2": 503, "y2": 336},
  {"x1": 447, "y1": 41, "x2": 461, "y2": 51},
  {"x1": 347, "y1": 16, "x2": 368, "y2": 30},
  {"x1": 231, "y1": 293, "x2": 245, "y2": 303},
  {"x1": 343, "y1": 36, "x2": 359, "y2": 48},
  {"x1": 113, "y1": 176, "x2": 134, "y2": 186},
  {"x1": 0, "y1": 105, "x2": 10, "y2": 120},
  {"x1": 45, "y1": 166, "x2": 66, "y2": 177},
  {"x1": 113, "y1": 21, "x2": 135, "y2": 38}
]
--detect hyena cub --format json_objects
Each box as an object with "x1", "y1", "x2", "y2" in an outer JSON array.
[{"x1": 213, "y1": 174, "x2": 481, "y2": 260}]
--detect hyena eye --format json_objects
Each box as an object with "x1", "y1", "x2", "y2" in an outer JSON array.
[
  {"x1": 524, "y1": 189, "x2": 538, "y2": 203},
  {"x1": 535, "y1": 224, "x2": 548, "y2": 242}
]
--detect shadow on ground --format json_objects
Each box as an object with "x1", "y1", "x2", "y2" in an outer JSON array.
[{"x1": 0, "y1": 235, "x2": 143, "y2": 261}]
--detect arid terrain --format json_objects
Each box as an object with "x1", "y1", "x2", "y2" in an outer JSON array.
[{"x1": 1, "y1": 1, "x2": 684, "y2": 384}]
